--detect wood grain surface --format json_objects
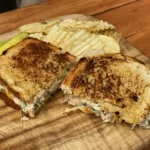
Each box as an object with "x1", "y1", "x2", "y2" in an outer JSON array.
[
  {"x1": 0, "y1": 0, "x2": 137, "y2": 35},
  {"x1": 0, "y1": 0, "x2": 149, "y2": 57},
  {"x1": 95, "y1": 0, "x2": 150, "y2": 57},
  {"x1": 0, "y1": 14, "x2": 150, "y2": 150}
]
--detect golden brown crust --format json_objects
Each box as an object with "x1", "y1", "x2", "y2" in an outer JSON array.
[
  {"x1": 0, "y1": 79, "x2": 21, "y2": 99},
  {"x1": 62, "y1": 54, "x2": 149, "y2": 100},
  {"x1": 61, "y1": 53, "x2": 150, "y2": 123},
  {"x1": 62, "y1": 57, "x2": 87, "y2": 90},
  {"x1": 0, "y1": 38, "x2": 76, "y2": 103}
]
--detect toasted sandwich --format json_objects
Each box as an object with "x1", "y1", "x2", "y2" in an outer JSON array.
[
  {"x1": 0, "y1": 37, "x2": 76, "y2": 118},
  {"x1": 61, "y1": 53, "x2": 150, "y2": 128}
]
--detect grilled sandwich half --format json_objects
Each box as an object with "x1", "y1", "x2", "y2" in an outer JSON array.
[
  {"x1": 61, "y1": 54, "x2": 150, "y2": 128},
  {"x1": 0, "y1": 37, "x2": 76, "y2": 118}
]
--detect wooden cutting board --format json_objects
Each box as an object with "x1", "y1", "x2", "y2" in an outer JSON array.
[{"x1": 0, "y1": 14, "x2": 150, "y2": 150}]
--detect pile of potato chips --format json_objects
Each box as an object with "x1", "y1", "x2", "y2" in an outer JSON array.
[{"x1": 19, "y1": 19, "x2": 122, "y2": 58}]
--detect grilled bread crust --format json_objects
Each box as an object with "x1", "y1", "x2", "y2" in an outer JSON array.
[
  {"x1": 0, "y1": 93, "x2": 20, "y2": 109},
  {"x1": 0, "y1": 38, "x2": 76, "y2": 103},
  {"x1": 61, "y1": 54, "x2": 150, "y2": 124}
]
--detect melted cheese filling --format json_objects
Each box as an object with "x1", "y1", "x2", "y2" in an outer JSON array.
[
  {"x1": 0, "y1": 76, "x2": 63, "y2": 118},
  {"x1": 64, "y1": 95, "x2": 114, "y2": 123},
  {"x1": 136, "y1": 112, "x2": 150, "y2": 129},
  {"x1": 65, "y1": 94, "x2": 150, "y2": 128},
  {"x1": 0, "y1": 83, "x2": 49, "y2": 117},
  {"x1": 0, "y1": 83, "x2": 22, "y2": 106}
]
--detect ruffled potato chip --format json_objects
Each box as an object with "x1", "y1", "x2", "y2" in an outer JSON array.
[
  {"x1": 19, "y1": 18, "x2": 121, "y2": 59},
  {"x1": 59, "y1": 19, "x2": 115, "y2": 32},
  {"x1": 100, "y1": 29, "x2": 122, "y2": 43},
  {"x1": 43, "y1": 26, "x2": 120, "y2": 58},
  {"x1": 19, "y1": 20, "x2": 60, "y2": 34},
  {"x1": 29, "y1": 33, "x2": 43, "y2": 40},
  {"x1": 99, "y1": 35, "x2": 120, "y2": 53}
]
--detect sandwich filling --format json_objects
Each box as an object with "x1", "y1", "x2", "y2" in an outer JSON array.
[
  {"x1": 61, "y1": 54, "x2": 150, "y2": 128},
  {"x1": 0, "y1": 75, "x2": 66, "y2": 118},
  {"x1": 64, "y1": 94, "x2": 150, "y2": 129},
  {"x1": 137, "y1": 112, "x2": 150, "y2": 129},
  {"x1": 0, "y1": 83, "x2": 22, "y2": 106},
  {"x1": 64, "y1": 95, "x2": 114, "y2": 123},
  {"x1": 0, "y1": 38, "x2": 76, "y2": 118}
]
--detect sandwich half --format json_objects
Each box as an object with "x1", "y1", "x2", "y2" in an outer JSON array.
[
  {"x1": 61, "y1": 53, "x2": 150, "y2": 128},
  {"x1": 0, "y1": 37, "x2": 76, "y2": 118}
]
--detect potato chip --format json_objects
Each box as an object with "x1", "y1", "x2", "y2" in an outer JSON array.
[
  {"x1": 41, "y1": 35, "x2": 46, "y2": 40},
  {"x1": 99, "y1": 35, "x2": 120, "y2": 53},
  {"x1": 19, "y1": 22, "x2": 47, "y2": 33},
  {"x1": 100, "y1": 29, "x2": 122, "y2": 42},
  {"x1": 83, "y1": 49, "x2": 105, "y2": 58},
  {"x1": 42, "y1": 25, "x2": 120, "y2": 58},
  {"x1": 71, "y1": 36, "x2": 104, "y2": 57},
  {"x1": 70, "y1": 34, "x2": 96, "y2": 53},
  {"x1": 29, "y1": 33, "x2": 43, "y2": 40},
  {"x1": 43, "y1": 25, "x2": 74, "y2": 47},
  {"x1": 26, "y1": 19, "x2": 120, "y2": 58},
  {"x1": 62, "y1": 30, "x2": 89, "y2": 50},
  {"x1": 44, "y1": 20, "x2": 61, "y2": 34},
  {"x1": 19, "y1": 20, "x2": 60, "y2": 34},
  {"x1": 57, "y1": 31, "x2": 74, "y2": 47},
  {"x1": 43, "y1": 25, "x2": 60, "y2": 44},
  {"x1": 59, "y1": 19, "x2": 115, "y2": 33},
  {"x1": 61, "y1": 31, "x2": 119, "y2": 57}
]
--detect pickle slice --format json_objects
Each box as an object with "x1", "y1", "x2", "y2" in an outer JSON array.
[
  {"x1": 0, "y1": 32, "x2": 28, "y2": 55},
  {"x1": 0, "y1": 41, "x2": 6, "y2": 47}
]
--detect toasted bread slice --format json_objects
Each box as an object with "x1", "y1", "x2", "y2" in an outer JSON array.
[
  {"x1": 61, "y1": 54, "x2": 150, "y2": 125},
  {"x1": 0, "y1": 37, "x2": 76, "y2": 117}
]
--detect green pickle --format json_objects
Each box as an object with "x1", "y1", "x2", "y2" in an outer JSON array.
[
  {"x1": 0, "y1": 32, "x2": 28, "y2": 55},
  {"x1": 0, "y1": 41, "x2": 6, "y2": 47}
]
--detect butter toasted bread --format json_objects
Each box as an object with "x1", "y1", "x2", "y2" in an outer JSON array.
[
  {"x1": 61, "y1": 54, "x2": 150, "y2": 126},
  {"x1": 0, "y1": 37, "x2": 76, "y2": 117}
]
